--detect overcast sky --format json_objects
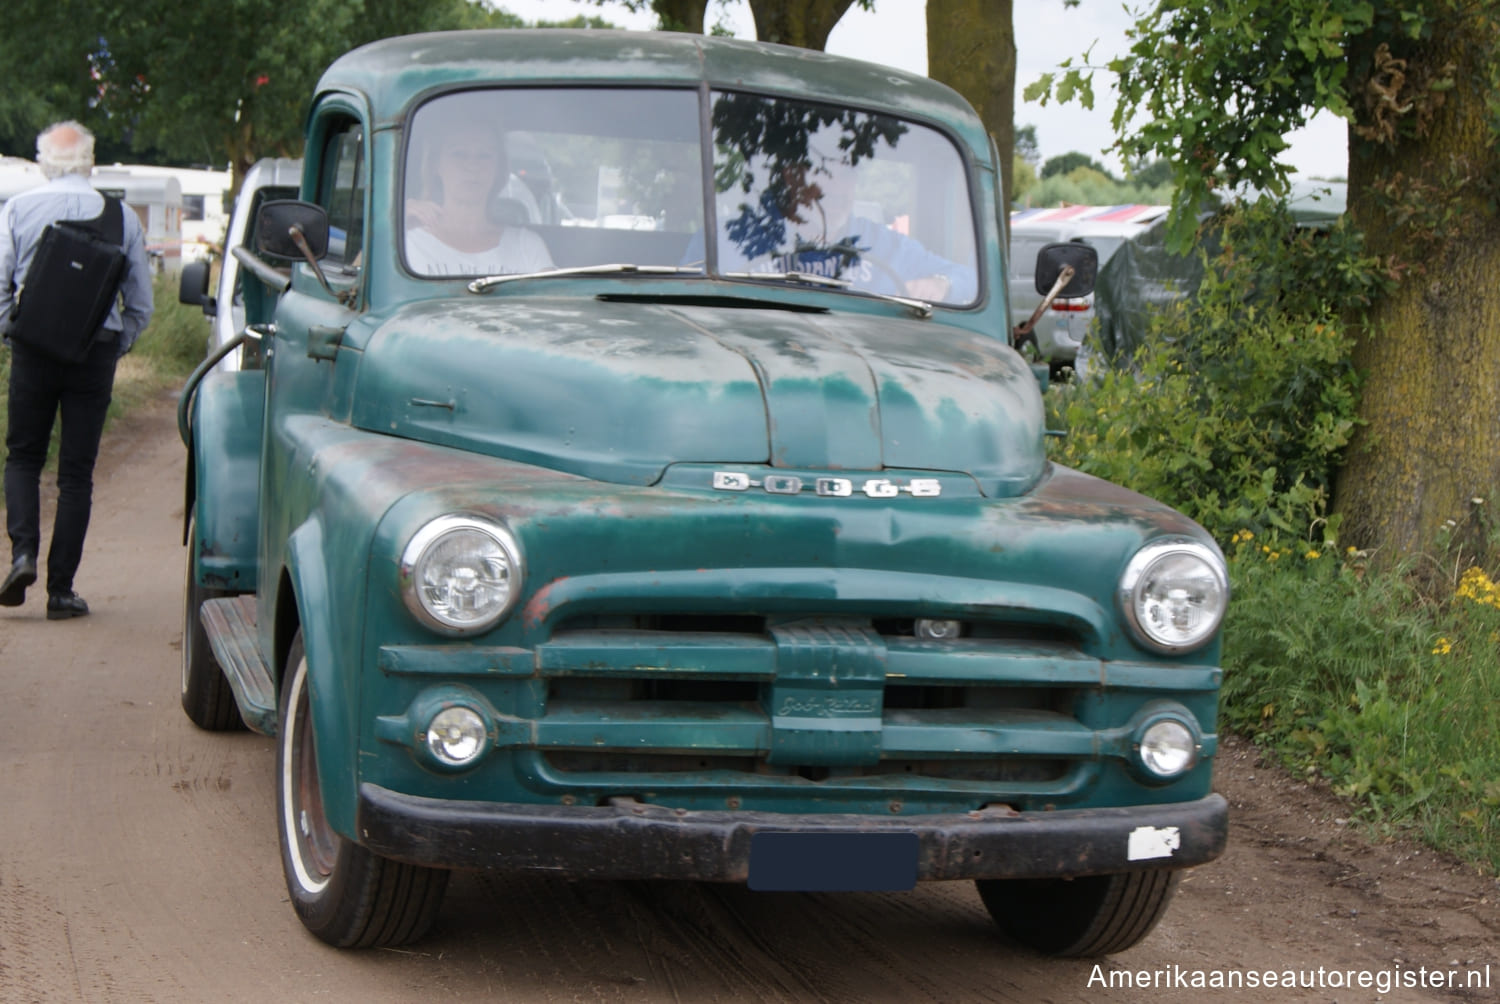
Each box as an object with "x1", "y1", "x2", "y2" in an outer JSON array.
[{"x1": 496, "y1": 0, "x2": 1349, "y2": 180}]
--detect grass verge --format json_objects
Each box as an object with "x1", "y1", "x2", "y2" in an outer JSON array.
[{"x1": 1223, "y1": 535, "x2": 1500, "y2": 873}]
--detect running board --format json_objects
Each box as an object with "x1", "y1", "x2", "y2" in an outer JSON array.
[{"x1": 201, "y1": 595, "x2": 278, "y2": 736}]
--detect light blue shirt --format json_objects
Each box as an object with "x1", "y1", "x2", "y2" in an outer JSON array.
[{"x1": 0, "y1": 172, "x2": 155, "y2": 355}]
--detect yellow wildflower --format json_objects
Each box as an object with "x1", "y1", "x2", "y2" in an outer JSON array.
[
  {"x1": 1456, "y1": 567, "x2": 1500, "y2": 610},
  {"x1": 1304, "y1": 550, "x2": 1320, "y2": 560},
  {"x1": 1432, "y1": 637, "x2": 1453, "y2": 656}
]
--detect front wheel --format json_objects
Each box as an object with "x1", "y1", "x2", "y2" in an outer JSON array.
[
  {"x1": 277, "y1": 630, "x2": 449, "y2": 947},
  {"x1": 975, "y1": 870, "x2": 1180, "y2": 957}
]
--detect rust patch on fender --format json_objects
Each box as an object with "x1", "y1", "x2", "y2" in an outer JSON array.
[{"x1": 523, "y1": 577, "x2": 569, "y2": 631}]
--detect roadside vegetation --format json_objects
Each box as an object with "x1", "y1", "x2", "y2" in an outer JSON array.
[
  {"x1": 0, "y1": 273, "x2": 204, "y2": 453},
  {"x1": 1009, "y1": 138, "x2": 1179, "y2": 209},
  {"x1": 1048, "y1": 201, "x2": 1500, "y2": 873}
]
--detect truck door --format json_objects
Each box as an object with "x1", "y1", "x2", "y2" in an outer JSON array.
[{"x1": 257, "y1": 100, "x2": 369, "y2": 648}]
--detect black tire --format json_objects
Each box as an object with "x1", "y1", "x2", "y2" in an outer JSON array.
[
  {"x1": 181, "y1": 516, "x2": 245, "y2": 731},
  {"x1": 277, "y1": 630, "x2": 449, "y2": 948},
  {"x1": 975, "y1": 869, "x2": 1180, "y2": 957}
]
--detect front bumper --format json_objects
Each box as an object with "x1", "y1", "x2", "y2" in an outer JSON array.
[{"x1": 358, "y1": 784, "x2": 1227, "y2": 883}]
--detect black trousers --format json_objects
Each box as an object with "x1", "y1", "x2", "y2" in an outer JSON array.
[{"x1": 4, "y1": 338, "x2": 119, "y2": 595}]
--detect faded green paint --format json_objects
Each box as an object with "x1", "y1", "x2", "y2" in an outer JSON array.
[
  {"x1": 189, "y1": 370, "x2": 264, "y2": 590},
  {"x1": 345, "y1": 297, "x2": 1045, "y2": 493}
]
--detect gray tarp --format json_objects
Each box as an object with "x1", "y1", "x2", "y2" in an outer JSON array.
[{"x1": 1089, "y1": 180, "x2": 1344, "y2": 368}]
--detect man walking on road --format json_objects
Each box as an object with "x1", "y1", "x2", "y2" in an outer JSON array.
[{"x1": 0, "y1": 120, "x2": 154, "y2": 619}]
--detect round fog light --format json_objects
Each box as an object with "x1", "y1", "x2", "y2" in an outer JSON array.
[
  {"x1": 1139, "y1": 719, "x2": 1196, "y2": 778},
  {"x1": 915, "y1": 618, "x2": 963, "y2": 640},
  {"x1": 425, "y1": 706, "x2": 488, "y2": 766}
]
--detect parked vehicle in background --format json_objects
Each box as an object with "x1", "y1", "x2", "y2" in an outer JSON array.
[
  {"x1": 3, "y1": 158, "x2": 191, "y2": 274},
  {"x1": 178, "y1": 158, "x2": 301, "y2": 371},
  {"x1": 110, "y1": 164, "x2": 232, "y2": 263},
  {"x1": 1083, "y1": 179, "x2": 1345, "y2": 376},
  {"x1": 177, "y1": 30, "x2": 1228, "y2": 956},
  {"x1": 1009, "y1": 204, "x2": 1167, "y2": 372},
  {"x1": 90, "y1": 167, "x2": 184, "y2": 275}
]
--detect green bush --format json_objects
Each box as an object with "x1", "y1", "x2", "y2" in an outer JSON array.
[{"x1": 1023, "y1": 169, "x2": 1174, "y2": 209}]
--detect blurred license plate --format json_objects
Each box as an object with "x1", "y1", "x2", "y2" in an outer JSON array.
[{"x1": 748, "y1": 832, "x2": 918, "y2": 891}]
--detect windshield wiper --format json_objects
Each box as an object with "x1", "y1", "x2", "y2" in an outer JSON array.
[
  {"x1": 720, "y1": 269, "x2": 851, "y2": 289},
  {"x1": 467, "y1": 263, "x2": 702, "y2": 294},
  {"x1": 718, "y1": 270, "x2": 934, "y2": 319}
]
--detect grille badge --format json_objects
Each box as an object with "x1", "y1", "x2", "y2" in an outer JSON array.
[{"x1": 712, "y1": 471, "x2": 941, "y2": 498}]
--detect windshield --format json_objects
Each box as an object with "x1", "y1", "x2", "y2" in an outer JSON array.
[
  {"x1": 708, "y1": 92, "x2": 979, "y2": 306},
  {"x1": 402, "y1": 88, "x2": 981, "y2": 306}
]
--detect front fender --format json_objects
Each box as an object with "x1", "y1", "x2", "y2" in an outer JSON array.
[
  {"x1": 285, "y1": 516, "x2": 363, "y2": 840},
  {"x1": 191, "y1": 369, "x2": 264, "y2": 591}
]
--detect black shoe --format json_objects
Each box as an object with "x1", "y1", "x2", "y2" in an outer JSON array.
[
  {"x1": 46, "y1": 591, "x2": 90, "y2": 620},
  {"x1": 0, "y1": 556, "x2": 37, "y2": 607}
]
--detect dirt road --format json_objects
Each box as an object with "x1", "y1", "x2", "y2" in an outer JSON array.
[{"x1": 2, "y1": 394, "x2": 1498, "y2": 1002}]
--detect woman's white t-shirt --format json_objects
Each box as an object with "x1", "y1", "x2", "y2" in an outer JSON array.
[{"x1": 405, "y1": 226, "x2": 554, "y2": 277}]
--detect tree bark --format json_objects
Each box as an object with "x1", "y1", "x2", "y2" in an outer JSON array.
[
  {"x1": 652, "y1": 0, "x2": 706, "y2": 33},
  {"x1": 747, "y1": 0, "x2": 859, "y2": 50},
  {"x1": 1336, "y1": 9, "x2": 1500, "y2": 564},
  {"x1": 926, "y1": 0, "x2": 1014, "y2": 220}
]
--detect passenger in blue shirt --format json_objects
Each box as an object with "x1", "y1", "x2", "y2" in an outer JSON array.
[{"x1": 714, "y1": 160, "x2": 977, "y2": 304}]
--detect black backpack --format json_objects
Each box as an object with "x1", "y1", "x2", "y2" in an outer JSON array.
[{"x1": 8, "y1": 195, "x2": 128, "y2": 363}]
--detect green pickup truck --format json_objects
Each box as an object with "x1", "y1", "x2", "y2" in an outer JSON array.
[{"x1": 178, "y1": 29, "x2": 1229, "y2": 955}]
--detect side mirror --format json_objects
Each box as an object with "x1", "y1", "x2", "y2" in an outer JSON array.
[
  {"x1": 178, "y1": 260, "x2": 211, "y2": 310},
  {"x1": 1034, "y1": 242, "x2": 1098, "y2": 299},
  {"x1": 256, "y1": 200, "x2": 330, "y2": 262}
]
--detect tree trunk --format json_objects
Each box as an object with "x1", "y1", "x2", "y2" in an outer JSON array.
[
  {"x1": 926, "y1": 0, "x2": 1015, "y2": 216},
  {"x1": 652, "y1": 0, "x2": 706, "y2": 33},
  {"x1": 225, "y1": 117, "x2": 257, "y2": 202},
  {"x1": 1336, "y1": 9, "x2": 1500, "y2": 565},
  {"x1": 747, "y1": 0, "x2": 858, "y2": 50}
]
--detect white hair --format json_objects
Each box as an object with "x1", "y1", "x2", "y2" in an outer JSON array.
[{"x1": 37, "y1": 121, "x2": 96, "y2": 180}]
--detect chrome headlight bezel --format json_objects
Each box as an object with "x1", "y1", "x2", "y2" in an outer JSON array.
[
  {"x1": 399, "y1": 514, "x2": 524, "y2": 636},
  {"x1": 1119, "y1": 537, "x2": 1229, "y2": 654}
]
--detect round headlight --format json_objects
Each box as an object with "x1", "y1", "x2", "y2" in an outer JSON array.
[
  {"x1": 1139, "y1": 719, "x2": 1197, "y2": 778},
  {"x1": 425, "y1": 706, "x2": 489, "y2": 767},
  {"x1": 401, "y1": 515, "x2": 523, "y2": 635},
  {"x1": 1120, "y1": 537, "x2": 1228, "y2": 653}
]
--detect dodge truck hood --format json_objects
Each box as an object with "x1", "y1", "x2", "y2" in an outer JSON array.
[{"x1": 350, "y1": 297, "x2": 1045, "y2": 496}]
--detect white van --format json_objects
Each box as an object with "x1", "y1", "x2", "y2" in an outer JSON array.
[
  {"x1": 1009, "y1": 204, "x2": 1167, "y2": 369},
  {"x1": 178, "y1": 158, "x2": 301, "y2": 370}
]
